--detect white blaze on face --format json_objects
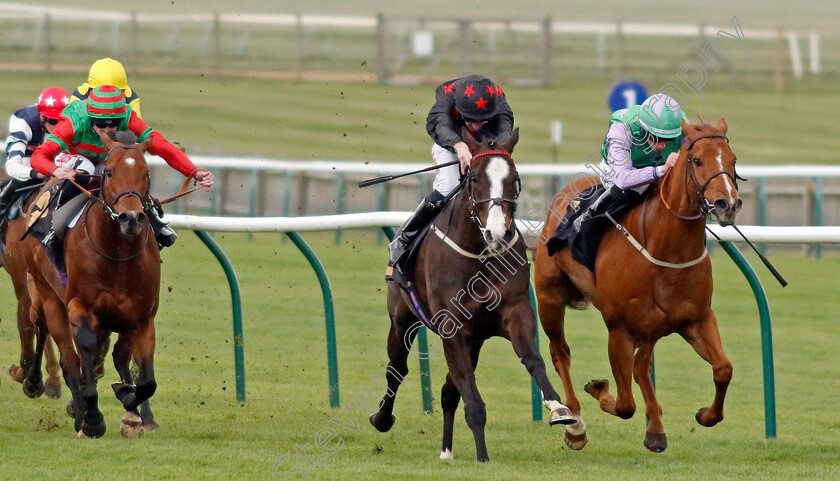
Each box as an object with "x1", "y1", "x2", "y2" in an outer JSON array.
[
  {"x1": 484, "y1": 157, "x2": 510, "y2": 241},
  {"x1": 716, "y1": 148, "x2": 735, "y2": 203},
  {"x1": 124, "y1": 156, "x2": 136, "y2": 167}
]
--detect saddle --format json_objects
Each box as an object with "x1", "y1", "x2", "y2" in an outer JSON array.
[{"x1": 545, "y1": 185, "x2": 641, "y2": 272}]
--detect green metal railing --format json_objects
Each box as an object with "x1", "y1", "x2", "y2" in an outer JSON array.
[{"x1": 193, "y1": 223, "x2": 777, "y2": 438}]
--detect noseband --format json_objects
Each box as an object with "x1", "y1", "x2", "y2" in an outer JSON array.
[{"x1": 466, "y1": 151, "x2": 521, "y2": 227}]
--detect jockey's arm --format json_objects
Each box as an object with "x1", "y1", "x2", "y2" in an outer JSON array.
[{"x1": 129, "y1": 115, "x2": 213, "y2": 190}]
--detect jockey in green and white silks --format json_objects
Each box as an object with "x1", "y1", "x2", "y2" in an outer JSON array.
[{"x1": 574, "y1": 93, "x2": 687, "y2": 230}]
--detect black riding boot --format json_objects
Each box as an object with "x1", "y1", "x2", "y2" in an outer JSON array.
[
  {"x1": 387, "y1": 191, "x2": 445, "y2": 280},
  {"x1": 573, "y1": 187, "x2": 615, "y2": 231},
  {"x1": 0, "y1": 178, "x2": 37, "y2": 215},
  {"x1": 148, "y1": 209, "x2": 177, "y2": 249},
  {"x1": 41, "y1": 179, "x2": 90, "y2": 252}
]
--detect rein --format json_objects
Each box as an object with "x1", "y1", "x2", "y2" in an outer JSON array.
[{"x1": 82, "y1": 202, "x2": 152, "y2": 262}]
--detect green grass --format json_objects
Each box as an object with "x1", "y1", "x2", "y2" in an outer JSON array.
[{"x1": 1, "y1": 232, "x2": 838, "y2": 480}]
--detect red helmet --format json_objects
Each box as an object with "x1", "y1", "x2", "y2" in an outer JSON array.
[
  {"x1": 37, "y1": 86, "x2": 70, "y2": 120},
  {"x1": 454, "y1": 75, "x2": 501, "y2": 122}
]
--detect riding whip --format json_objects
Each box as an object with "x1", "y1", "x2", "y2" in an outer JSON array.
[
  {"x1": 706, "y1": 225, "x2": 787, "y2": 287},
  {"x1": 357, "y1": 160, "x2": 459, "y2": 188}
]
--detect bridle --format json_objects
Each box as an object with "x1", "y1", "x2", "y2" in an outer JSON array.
[
  {"x1": 661, "y1": 134, "x2": 746, "y2": 219},
  {"x1": 466, "y1": 151, "x2": 522, "y2": 228}
]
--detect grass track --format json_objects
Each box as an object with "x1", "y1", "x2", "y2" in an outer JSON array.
[{"x1": 0, "y1": 232, "x2": 838, "y2": 480}]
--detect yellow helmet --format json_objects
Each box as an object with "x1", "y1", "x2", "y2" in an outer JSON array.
[{"x1": 87, "y1": 58, "x2": 128, "y2": 90}]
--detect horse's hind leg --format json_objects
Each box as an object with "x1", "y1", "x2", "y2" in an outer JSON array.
[
  {"x1": 369, "y1": 319, "x2": 414, "y2": 433},
  {"x1": 633, "y1": 342, "x2": 667, "y2": 452},
  {"x1": 441, "y1": 336, "x2": 490, "y2": 462},
  {"x1": 43, "y1": 338, "x2": 62, "y2": 399},
  {"x1": 680, "y1": 310, "x2": 732, "y2": 428},
  {"x1": 440, "y1": 340, "x2": 483, "y2": 460}
]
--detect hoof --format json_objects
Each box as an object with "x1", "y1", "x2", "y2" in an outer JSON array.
[
  {"x1": 584, "y1": 379, "x2": 609, "y2": 398},
  {"x1": 81, "y1": 417, "x2": 107, "y2": 439},
  {"x1": 563, "y1": 417, "x2": 588, "y2": 450},
  {"x1": 695, "y1": 407, "x2": 721, "y2": 427},
  {"x1": 644, "y1": 432, "x2": 668, "y2": 453},
  {"x1": 9, "y1": 365, "x2": 25, "y2": 383},
  {"x1": 548, "y1": 405, "x2": 577, "y2": 426},
  {"x1": 22, "y1": 378, "x2": 45, "y2": 398},
  {"x1": 369, "y1": 412, "x2": 396, "y2": 433},
  {"x1": 120, "y1": 411, "x2": 144, "y2": 438},
  {"x1": 44, "y1": 377, "x2": 62, "y2": 399},
  {"x1": 564, "y1": 429, "x2": 588, "y2": 450}
]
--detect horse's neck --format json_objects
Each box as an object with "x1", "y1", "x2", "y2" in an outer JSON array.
[
  {"x1": 639, "y1": 183, "x2": 708, "y2": 259},
  {"x1": 436, "y1": 193, "x2": 484, "y2": 251}
]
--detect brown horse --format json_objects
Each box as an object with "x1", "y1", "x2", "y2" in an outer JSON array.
[
  {"x1": 0, "y1": 176, "x2": 62, "y2": 399},
  {"x1": 24, "y1": 130, "x2": 161, "y2": 438},
  {"x1": 370, "y1": 128, "x2": 577, "y2": 462},
  {"x1": 534, "y1": 119, "x2": 741, "y2": 452}
]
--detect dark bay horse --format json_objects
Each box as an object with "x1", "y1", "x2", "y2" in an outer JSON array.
[
  {"x1": 0, "y1": 179, "x2": 61, "y2": 399},
  {"x1": 534, "y1": 119, "x2": 741, "y2": 452},
  {"x1": 370, "y1": 128, "x2": 577, "y2": 462},
  {"x1": 24, "y1": 130, "x2": 161, "y2": 438}
]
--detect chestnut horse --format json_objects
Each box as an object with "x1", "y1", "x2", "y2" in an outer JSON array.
[
  {"x1": 24, "y1": 130, "x2": 161, "y2": 438},
  {"x1": 370, "y1": 129, "x2": 577, "y2": 462},
  {"x1": 0, "y1": 179, "x2": 61, "y2": 399},
  {"x1": 534, "y1": 119, "x2": 741, "y2": 452}
]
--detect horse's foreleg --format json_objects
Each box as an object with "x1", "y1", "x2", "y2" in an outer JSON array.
[
  {"x1": 586, "y1": 327, "x2": 635, "y2": 419},
  {"x1": 10, "y1": 289, "x2": 35, "y2": 384},
  {"x1": 506, "y1": 305, "x2": 577, "y2": 427},
  {"x1": 114, "y1": 319, "x2": 156, "y2": 438},
  {"x1": 633, "y1": 342, "x2": 667, "y2": 452},
  {"x1": 680, "y1": 311, "x2": 732, "y2": 428},
  {"x1": 442, "y1": 337, "x2": 488, "y2": 462},
  {"x1": 21, "y1": 321, "x2": 48, "y2": 398},
  {"x1": 370, "y1": 321, "x2": 414, "y2": 433},
  {"x1": 69, "y1": 299, "x2": 107, "y2": 438}
]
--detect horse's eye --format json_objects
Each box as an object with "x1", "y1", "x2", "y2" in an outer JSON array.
[
  {"x1": 104, "y1": 170, "x2": 113, "y2": 178},
  {"x1": 692, "y1": 158, "x2": 702, "y2": 167}
]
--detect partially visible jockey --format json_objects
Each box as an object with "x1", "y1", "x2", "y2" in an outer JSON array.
[
  {"x1": 30, "y1": 85, "x2": 213, "y2": 251},
  {"x1": 573, "y1": 93, "x2": 687, "y2": 231},
  {"x1": 70, "y1": 58, "x2": 142, "y2": 119},
  {"x1": 0, "y1": 86, "x2": 71, "y2": 214},
  {"x1": 386, "y1": 74, "x2": 514, "y2": 283}
]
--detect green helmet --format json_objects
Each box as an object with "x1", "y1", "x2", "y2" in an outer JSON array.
[{"x1": 638, "y1": 94, "x2": 684, "y2": 139}]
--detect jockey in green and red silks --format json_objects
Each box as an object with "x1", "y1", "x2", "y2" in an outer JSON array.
[{"x1": 30, "y1": 85, "x2": 214, "y2": 249}]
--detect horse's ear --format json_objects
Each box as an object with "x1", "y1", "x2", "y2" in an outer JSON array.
[
  {"x1": 716, "y1": 118, "x2": 728, "y2": 135},
  {"x1": 461, "y1": 126, "x2": 481, "y2": 153},
  {"x1": 681, "y1": 118, "x2": 695, "y2": 136},
  {"x1": 500, "y1": 128, "x2": 519, "y2": 154},
  {"x1": 98, "y1": 129, "x2": 117, "y2": 150},
  {"x1": 138, "y1": 136, "x2": 153, "y2": 154}
]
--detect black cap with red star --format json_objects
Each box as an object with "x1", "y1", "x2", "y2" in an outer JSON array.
[{"x1": 453, "y1": 75, "x2": 501, "y2": 122}]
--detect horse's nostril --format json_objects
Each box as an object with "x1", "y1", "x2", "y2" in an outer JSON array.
[
  {"x1": 714, "y1": 199, "x2": 729, "y2": 211},
  {"x1": 118, "y1": 212, "x2": 130, "y2": 223},
  {"x1": 734, "y1": 199, "x2": 743, "y2": 212},
  {"x1": 138, "y1": 212, "x2": 147, "y2": 224}
]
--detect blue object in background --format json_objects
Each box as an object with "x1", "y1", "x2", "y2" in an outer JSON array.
[{"x1": 608, "y1": 80, "x2": 648, "y2": 111}]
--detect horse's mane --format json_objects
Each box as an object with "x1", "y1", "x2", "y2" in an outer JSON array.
[{"x1": 110, "y1": 130, "x2": 138, "y2": 145}]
